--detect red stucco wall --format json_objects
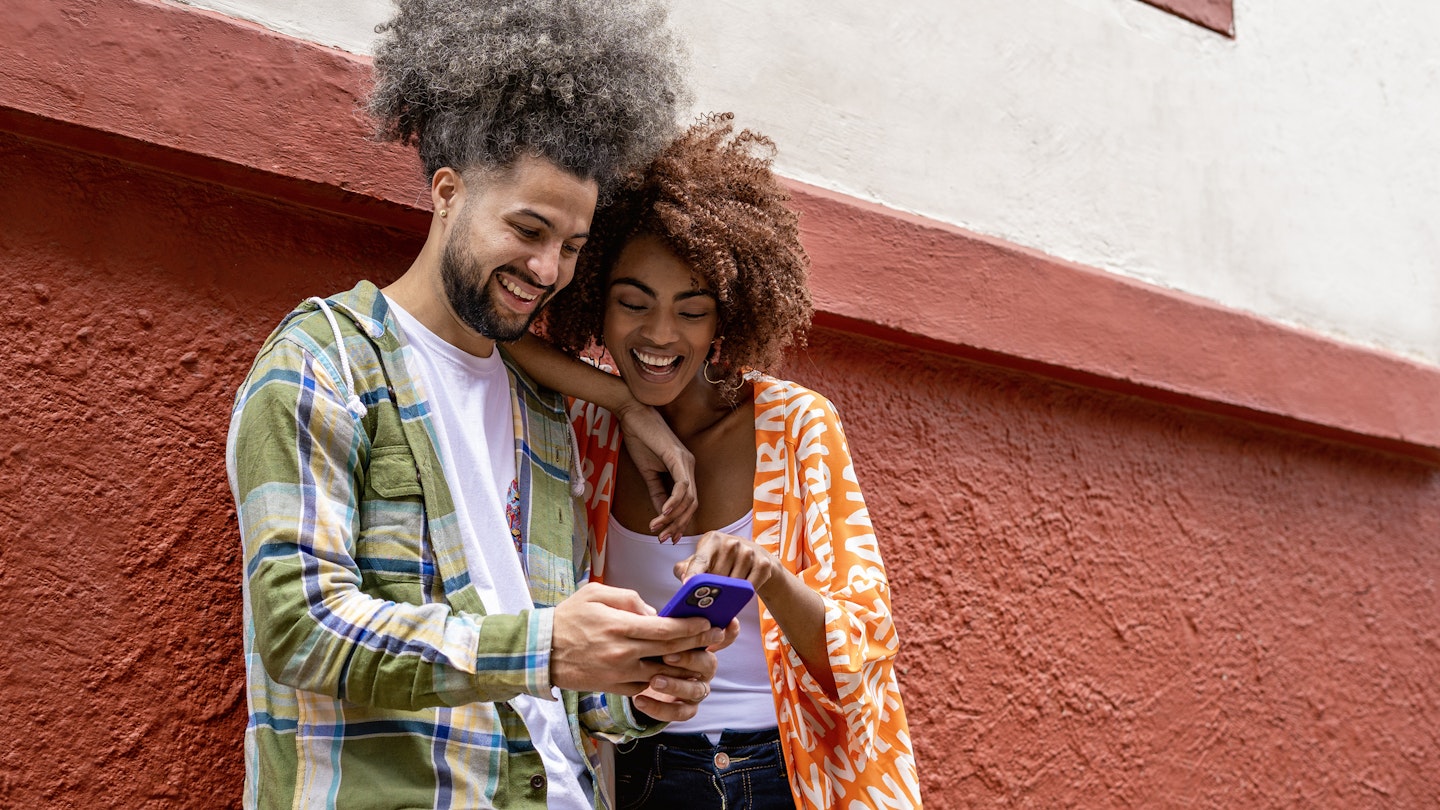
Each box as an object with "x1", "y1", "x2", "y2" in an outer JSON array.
[
  {"x1": 5, "y1": 127, "x2": 1439, "y2": 807},
  {"x1": 0, "y1": 132, "x2": 417, "y2": 807},
  {"x1": 785, "y1": 332, "x2": 1440, "y2": 806}
]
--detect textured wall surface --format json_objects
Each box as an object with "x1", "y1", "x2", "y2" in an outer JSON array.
[
  {"x1": 783, "y1": 333, "x2": 1440, "y2": 807},
  {"x1": 0, "y1": 132, "x2": 419, "y2": 807},
  {"x1": 4, "y1": 134, "x2": 1439, "y2": 807}
]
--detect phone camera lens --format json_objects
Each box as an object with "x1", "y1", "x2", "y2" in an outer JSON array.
[
  {"x1": 697, "y1": 596, "x2": 715, "y2": 608},
  {"x1": 694, "y1": 586, "x2": 714, "y2": 598}
]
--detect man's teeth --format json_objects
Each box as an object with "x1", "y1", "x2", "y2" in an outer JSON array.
[
  {"x1": 634, "y1": 349, "x2": 680, "y2": 369},
  {"x1": 500, "y1": 277, "x2": 538, "y2": 301}
]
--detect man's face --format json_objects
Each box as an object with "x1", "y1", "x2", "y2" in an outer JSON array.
[{"x1": 440, "y1": 154, "x2": 598, "y2": 342}]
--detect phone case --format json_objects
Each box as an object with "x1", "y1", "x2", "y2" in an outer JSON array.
[{"x1": 657, "y1": 573, "x2": 756, "y2": 627}]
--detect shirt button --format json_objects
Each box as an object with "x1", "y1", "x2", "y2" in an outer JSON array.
[
  {"x1": 529, "y1": 773, "x2": 547, "y2": 790},
  {"x1": 713, "y1": 752, "x2": 731, "y2": 770}
]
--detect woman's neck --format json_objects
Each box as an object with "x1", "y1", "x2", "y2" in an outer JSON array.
[
  {"x1": 658, "y1": 377, "x2": 750, "y2": 443},
  {"x1": 614, "y1": 376, "x2": 756, "y2": 536}
]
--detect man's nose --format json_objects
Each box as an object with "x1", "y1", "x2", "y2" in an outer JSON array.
[{"x1": 527, "y1": 244, "x2": 562, "y2": 286}]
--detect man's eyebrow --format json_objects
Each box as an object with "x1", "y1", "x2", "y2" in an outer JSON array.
[{"x1": 515, "y1": 208, "x2": 589, "y2": 240}]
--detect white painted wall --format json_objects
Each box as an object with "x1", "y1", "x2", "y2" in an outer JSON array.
[{"x1": 172, "y1": 0, "x2": 1440, "y2": 366}]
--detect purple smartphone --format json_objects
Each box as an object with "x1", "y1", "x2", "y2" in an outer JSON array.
[{"x1": 657, "y1": 573, "x2": 756, "y2": 627}]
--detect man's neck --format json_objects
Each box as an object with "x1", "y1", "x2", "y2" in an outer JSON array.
[{"x1": 382, "y1": 252, "x2": 498, "y2": 358}]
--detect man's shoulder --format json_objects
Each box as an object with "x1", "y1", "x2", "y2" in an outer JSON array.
[
  {"x1": 233, "y1": 282, "x2": 401, "y2": 424},
  {"x1": 497, "y1": 345, "x2": 569, "y2": 418},
  {"x1": 269, "y1": 282, "x2": 387, "y2": 345}
]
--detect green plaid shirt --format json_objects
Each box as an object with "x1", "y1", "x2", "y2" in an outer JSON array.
[{"x1": 227, "y1": 282, "x2": 649, "y2": 809}]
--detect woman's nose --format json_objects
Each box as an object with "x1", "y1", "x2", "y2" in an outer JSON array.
[{"x1": 641, "y1": 312, "x2": 679, "y2": 344}]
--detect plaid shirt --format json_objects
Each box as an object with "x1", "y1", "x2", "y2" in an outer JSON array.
[{"x1": 227, "y1": 282, "x2": 649, "y2": 809}]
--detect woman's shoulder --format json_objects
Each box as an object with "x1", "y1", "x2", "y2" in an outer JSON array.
[{"x1": 750, "y1": 373, "x2": 843, "y2": 427}]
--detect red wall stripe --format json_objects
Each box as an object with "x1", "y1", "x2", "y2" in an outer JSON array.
[
  {"x1": 1138, "y1": 0, "x2": 1234, "y2": 37},
  {"x1": 5, "y1": 0, "x2": 1434, "y2": 463}
]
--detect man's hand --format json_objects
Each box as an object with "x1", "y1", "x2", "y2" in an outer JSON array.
[
  {"x1": 550, "y1": 583, "x2": 723, "y2": 695},
  {"x1": 615, "y1": 400, "x2": 696, "y2": 542},
  {"x1": 630, "y1": 622, "x2": 741, "y2": 722}
]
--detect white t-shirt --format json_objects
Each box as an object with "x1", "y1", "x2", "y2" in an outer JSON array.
[
  {"x1": 604, "y1": 510, "x2": 778, "y2": 737},
  {"x1": 387, "y1": 297, "x2": 590, "y2": 808}
]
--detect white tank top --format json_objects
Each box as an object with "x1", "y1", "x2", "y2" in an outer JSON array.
[{"x1": 604, "y1": 510, "x2": 778, "y2": 736}]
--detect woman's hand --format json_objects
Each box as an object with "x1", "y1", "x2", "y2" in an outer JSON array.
[
  {"x1": 675, "y1": 531, "x2": 785, "y2": 598},
  {"x1": 676, "y1": 532, "x2": 838, "y2": 700},
  {"x1": 616, "y1": 400, "x2": 697, "y2": 542}
]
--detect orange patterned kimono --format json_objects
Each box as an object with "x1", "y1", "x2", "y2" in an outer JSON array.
[{"x1": 571, "y1": 375, "x2": 923, "y2": 809}]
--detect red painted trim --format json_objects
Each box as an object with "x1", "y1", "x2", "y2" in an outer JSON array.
[
  {"x1": 5, "y1": 0, "x2": 426, "y2": 227},
  {"x1": 1138, "y1": 0, "x2": 1234, "y2": 37},
  {"x1": 792, "y1": 184, "x2": 1440, "y2": 463},
  {"x1": 6, "y1": 0, "x2": 1436, "y2": 463}
]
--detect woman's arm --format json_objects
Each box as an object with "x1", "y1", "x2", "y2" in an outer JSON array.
[
  {"x1": 676, "y1": 536, "x2": 838, "y2": 701},
  {"x1": 507, "y1": 334, "x2": 630, "y2": 412},
  {"x1": 507, "y1": 333, "x2": 696, "y2": 540}
]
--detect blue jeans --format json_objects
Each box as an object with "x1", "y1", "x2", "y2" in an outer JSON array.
[{"x1": 615, "y1": 728, "x2": 795, "y2": 810}]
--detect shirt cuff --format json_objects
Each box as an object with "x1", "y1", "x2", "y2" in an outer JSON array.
[
  {"x1": 623, "y1": 696, "x2": 665, "y2": 733},
  {"x1": 527, "y1": 606, "x2": 557, "y2": 699}
]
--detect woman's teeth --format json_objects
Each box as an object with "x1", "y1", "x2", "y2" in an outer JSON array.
[{"x1": 633, "y1": 349, "x2": 680, "y2": 371}]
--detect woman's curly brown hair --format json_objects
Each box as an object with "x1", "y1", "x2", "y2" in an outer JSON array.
[
  {"x1": 543, "y1": 113, "x2": 813, "y2": 392},
  {"x1": 368, "y1": 0, "x2": 688, "y2": 186}
]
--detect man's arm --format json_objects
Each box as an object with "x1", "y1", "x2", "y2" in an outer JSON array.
[
  {"x1": 231, "y1": 337, "x2": 722, "y2": 710},
  {"x1": 231, "y1": 339, "x2": 542, "y2": 708}
]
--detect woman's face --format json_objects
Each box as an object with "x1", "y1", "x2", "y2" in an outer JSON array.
[{"x1": 603, "y1": 234, "x2": 719, "y2": 407}]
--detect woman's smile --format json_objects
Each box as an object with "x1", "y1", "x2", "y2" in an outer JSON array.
[{"x1": 604, "y1": 234, "x2": 719, "y2": 407}]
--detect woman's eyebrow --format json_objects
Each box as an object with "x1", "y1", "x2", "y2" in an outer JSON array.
[
  {"x1": 610, "y1": 278, "x2": 655, "y2": 297},
  {"x1": 675, "y1": 289, "x2": 717, "y2": 302},
  {"x1": 610, "y1": 278, "x2": 716, "y2": 302}
]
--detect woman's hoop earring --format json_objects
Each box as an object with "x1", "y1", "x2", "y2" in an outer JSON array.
[{"x1": 703, "y1": 360, "x2": 724, "y2": 385}]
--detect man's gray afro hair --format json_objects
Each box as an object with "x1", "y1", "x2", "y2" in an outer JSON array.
[{"x1": 368, "y1": 0, "x2": 690, "y2": 186}]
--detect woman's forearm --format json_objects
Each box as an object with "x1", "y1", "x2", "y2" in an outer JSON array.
[
  {"x1": 508, "y1": 333, "x2": 635, "y2": 412},
  {"x1": 760, "y1": 573, "x2": 839, "y2": 701},
  {"x1": 511, "y1": 333, "x2": 697, "y2": 538}
]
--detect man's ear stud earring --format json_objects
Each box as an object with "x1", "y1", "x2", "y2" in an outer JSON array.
[{"x1": 439, "y1": 209, "x2": 448, "y2": 218}]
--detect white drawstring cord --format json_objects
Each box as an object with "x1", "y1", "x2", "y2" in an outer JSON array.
[{"x1": 307, "y1": 297, "x2": 368, "y2": 419}]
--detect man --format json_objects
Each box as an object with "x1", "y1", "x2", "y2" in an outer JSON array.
[{"x1": 226, "y1": 1, "x2": 722, "y2": 807}]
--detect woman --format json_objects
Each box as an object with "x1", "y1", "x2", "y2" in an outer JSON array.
[{"x1": 519, "y1": 114, "x2": 921, "y2": 809}]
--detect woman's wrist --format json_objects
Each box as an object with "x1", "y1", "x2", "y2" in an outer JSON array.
[
  {"x1": 756, "y1": 563, "x2": 801, "y2": 610},
  {"x1": 611, "y1": 386, "x2": 646, "y2": 421}
]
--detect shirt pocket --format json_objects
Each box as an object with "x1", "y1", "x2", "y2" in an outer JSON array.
[{"x1": 357, "y1": 445, "x2": 430, "y2": 602}]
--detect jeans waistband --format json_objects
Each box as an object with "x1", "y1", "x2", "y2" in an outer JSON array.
[{"x1": 627, "y1": 727, "x2": 780, "y2": 751}]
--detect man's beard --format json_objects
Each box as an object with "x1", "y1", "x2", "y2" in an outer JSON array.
[{"x1": 440, "y1": 233, "x2": 548, "y2": 342}]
